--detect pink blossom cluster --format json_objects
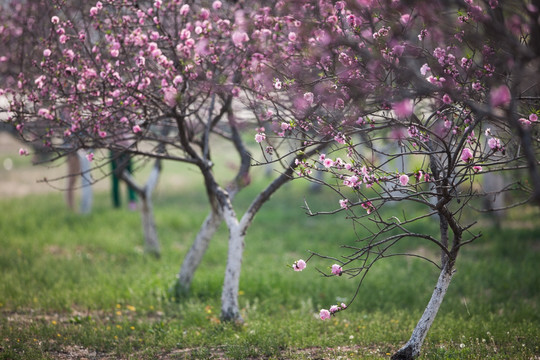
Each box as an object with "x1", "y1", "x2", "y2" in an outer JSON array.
[
  {"x1": 484, "y1": 128, "x2": 505, "y2": 155},
  {"x1": 490, "y1": 85, "x2": 511, "y2": 108},
  {"x1": 361, "y1": 201, "x2": 375, "y2": 214},
  {"x1": 294, "y1": 158, "x2": 313, "y2": 177},
  {"x1": 341, "y1": 165, "x2": 379, "y2": 190},
  {"x1": 331, "y1": 264, "x2": 343, "y2": 276},
  {"x1": 319, "y1": 302, "x2": 347, "y2": 320},
  {"x1": 255, "y1": 132, "x2": 266, "y2": 143},
  {"x1": 399, "y1": 174, "x2": 409, "y2": 186},
  {"x1": 461, "y1": 148, "x2": 474, "y2": 163},
  {"x1": 518, "y1": 113, "x2": 539, "y2": 129},
  {"x1": 318, "y1": 154, "x2": 347, "y2": 170},
  {"x1": 393, "y1": 99, "x2": 413, "y2": 119},
  {"x1": 292, "y1": 259, "x2": 306, "y2": 272}
]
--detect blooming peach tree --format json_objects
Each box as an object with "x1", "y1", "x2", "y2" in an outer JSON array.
[
  {"x1": 5, "y1": 0, "x2": 244, "y2": 317},
  {"x1": 249, "y1": 0, "x2": 540, "y2": 358},
  {"x1": 2, "y1": 0, "x2": 328, "y2": 322}
]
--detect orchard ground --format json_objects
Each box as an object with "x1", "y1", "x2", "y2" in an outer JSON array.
[{"x1": 0, "y1": 134, "x2": 539, "y2": 359}]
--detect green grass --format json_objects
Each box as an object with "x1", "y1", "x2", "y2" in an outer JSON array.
[{"x1": 0, "y1": 176, "x2": 539, "y2": 359}]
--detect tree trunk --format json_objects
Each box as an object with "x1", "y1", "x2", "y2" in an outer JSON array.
[
  {"x1": 121, "y1": 159, "x2": 161, "y2": 257},
  {"x1": 391, "y1": 265, "x2": 454, "y2": 360},
  {"x1": 66, "y1": 153, "x2": 79, "y2": 211},
  {"x1": 78, "y1": 149, "x2": 93, "y2": 214},
  {"x1": 140, "y1": 193, "x2": 160, "y2": 257},
  {"x1": 173, "y1": 210, "x2": 223, "y2": 297},
  {"x1": 215, "y1": 145, "x2": 327, "y2": 322},
  {"x1": 141, "y1": 162, "x2": 161, "y2": 257},
  {"x1": 220, "y1": 223, "x2": 245, "y2": 322}
]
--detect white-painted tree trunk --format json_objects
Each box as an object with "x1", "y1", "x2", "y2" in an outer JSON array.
[
  {"x1": 140, "y1": 193, "x2": 160, "y2": 257},
  {"x1": 140, "y1": 162, "x2": 161, "y2": 257},
  {"x1": 174, "y1": 210, "x2": 223, "y2": 296},
  {"x1": 220, "y1": 221, "x2": 245, "y2": 322},
  {"x1": 216, "y1": 146, "x2": 326, "y2": 322},
  {"x1": 391, "y1": 266, "x2": 454, "y2": 360},
  {"x1": 77, "y1": 150, "x2": 93, "y2": 214},
  {"x1": 482, "y1": 171, "x2": 506, "y2": 220},
  {"x1": 122, "y1": 160, "x2": 162, "y2": 257}
]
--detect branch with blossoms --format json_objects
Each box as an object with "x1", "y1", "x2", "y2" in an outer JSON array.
[{"x1": 291, "y1": 256, "x2": 349, "y2": 320}]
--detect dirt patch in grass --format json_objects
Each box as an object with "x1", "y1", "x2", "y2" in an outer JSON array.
[
  {"x1": 155, "y1": 345, "x2": 394, "y2": 359},
  {"x1": 49, "y1": 345, "x2": 113, "y2": 360},
  {"x1": 3, "y1": 308, "x2": 166, "y2": 327}
]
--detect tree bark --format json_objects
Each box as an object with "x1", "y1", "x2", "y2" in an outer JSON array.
[
  {"x1": 140, "y1": 193, "x2": 160, "y2": 257},
  {"x1": 121, "y1": 159, "x2": 162, "y2": 257},
  {"x1": 220, "y1": 222, "x2": 245, "y2": 322},
  {"x1": 142, "y1": 161, "x2": 161, "y2": 257},
  {"x1": 173, "y1": 209, "x2": 223, "y2": 297},
  {"x1": 78, "y1": 149, "x2": 93, "y2": 214},
  {"x1": 391, "y1": 265, "x2": 454, "y2": 360},
  {"x1": 66, "y1": 152, "x2": 79, "y2": 211}
]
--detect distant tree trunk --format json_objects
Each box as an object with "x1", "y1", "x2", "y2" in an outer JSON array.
[
  {"x1": 121, "y1": 159, "x2": 162, "y2": 257},
  {"x1": 309, "y1": 166, "x2": 324, "y2": 193},
  {"x1": 78, "y1": 149, "x2": 93, "y2": 214},
  {"x1": 391, "y1": 264, "x2": 454, "y2": 360},
  {"x1": 140, "y1": 192, "x2": 160, "y2": 256},
  {"x1": 482, "y1": 171, "x2": 506, "y2": 223},
  {"x1": 66, "y1": 152, "x2": 80, "y2": 211},
  {"x1": 173, "y1": 209, "x2": 223, "y2": 297}
]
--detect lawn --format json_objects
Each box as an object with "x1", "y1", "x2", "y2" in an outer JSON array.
[{"x1": 0, "y1": 170, "x2": 539, "y2": 359}]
